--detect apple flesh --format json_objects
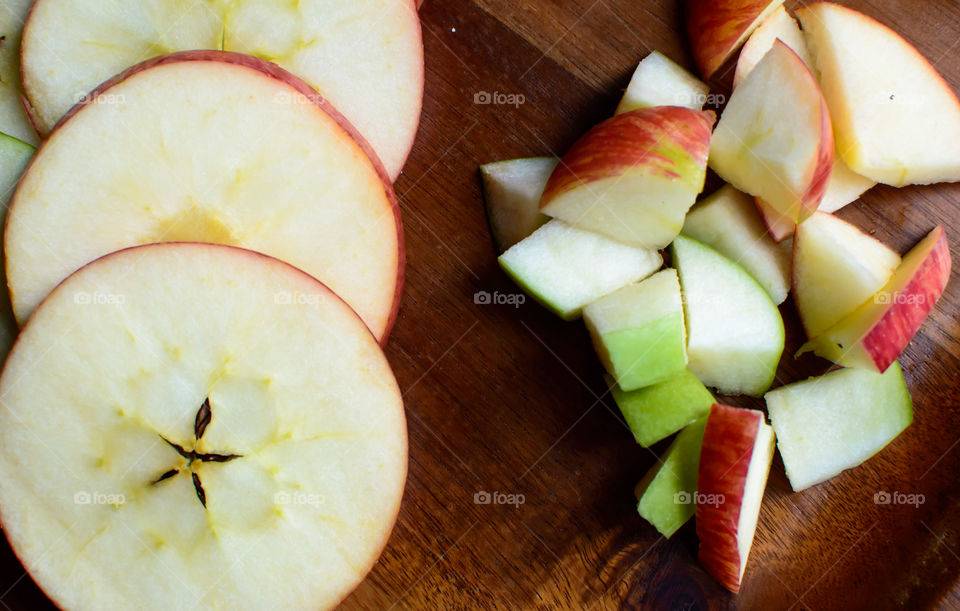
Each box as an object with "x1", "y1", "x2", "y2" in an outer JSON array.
[
  {"x1": 685, "y1": 0, "x2": 785, "y2": 79},
  {"x1": 20, "y1": 0, "x2": 424, "y2": 179},
  {"x1": 0, "y1": 0, "x2": 39, "y2": 146},
  {"x1": 5, "y1": 51, "x2": 404, "y2": 343},
  {"x1": 709, "y1": 41, "x2": 834, "y2": 225},
  {"x1": 797, "y1": 2, "x2": 960, "y2": 186},
  {"x1": 670, "y1": 235, "x2": 784, "y2": 397},
  {"x1": 682, "y1": 185, "x2": 791, "y2": 304},
  {"x1": 635, "y1": 417, "x2": 708, "y2": 538},
  {"x1": 733, "y1": 5, "x2": 811, "y2": 88},
  {"x1": 481, "y1": 157, "x2": 556, "y2": 253},
  {"x1": 798, "y1": 226, "x2": 951, "y2": 372},
  {"x1": 754, "y1": 197, "x2": 797, "y2": 243},
  {"x1": 609, "y1": 369, "x2": 714, "y2": 447},
  {"x1": 766, "y1": 362, "x2": 912, "y2": 491},
  {"x1": 585, "y1": 269, "x2": 687, "y2": 391},
  {"x1": 0, "y1": 242, "x2": 407, "y2": 610},
  {"x1": 616, "y1": 51, "x2": 710, "y2": 114},
  {"x1": 696, "y1": 404, "x2": 775, "y2": 593},
  {"x1": 498, "y1": 220, "x2": 662, "y2": 321},
  {"x1": 793, "y1": 212, "x2": 901, "y2": 340},
  {"x1": 818, "y1": 158, "x2": 877, "y2": 214},
  {"x1": 539, "y1": 106, "x2": 715, "y2": 249},
  {"x1": 0, "y1": 132, "x2": 34, "y2": 360}
]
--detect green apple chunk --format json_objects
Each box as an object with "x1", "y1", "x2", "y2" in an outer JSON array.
[
  {"x1": 670, "y1": 235, "x2": 784, "y2": 396},
  {"x1": 0, "y1": 132, "x2": 35, "y2": 360},
  {"x1": 585, "y1": 269, "x2": 686, "y2": 391},
  {"x1": 498, "y1": 220, "x2": 662, "y2": 320},
  {"x1": 765, "y1": 362, "x2": 913, "y2": 491},
  {"x1": 608, "y1": 369, "x2": 714, "y2": 447},
  {"x1": 635, "y1": 417, "x2": 707, "y2": 538},
  {"x1": 682, "y1": 185, "x2": 791, "y2": 304},
  {"x1": 481, "y1": 157, "x2": 556, "y2": 253}
]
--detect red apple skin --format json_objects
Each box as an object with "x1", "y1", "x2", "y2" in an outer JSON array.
[
  {"x1": 696, "y1": 404, "x2": 764, "y2": 593},
  {"x1": 685, "y1": 0, "x2": 784, "y2": 79},
  {"x1": 862, "y1": 228, "x2": 951, "y2": 372},
  {"x1": 539, "y1": 106, "x2": 715, "y2": 207},
  {"x1": 799, "y1": 90, "x2": 836, "y2": 220},
  {"x1": 754, "y1": 197, "x2": 795, "y2": 242},
  {"x1": 11, "y1": 50, "x2": 406, "y2": 345}
]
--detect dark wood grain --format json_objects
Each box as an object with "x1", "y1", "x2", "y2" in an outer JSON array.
[{"x1": 2, "y1": 0, "x2": 960, "y2": 609}]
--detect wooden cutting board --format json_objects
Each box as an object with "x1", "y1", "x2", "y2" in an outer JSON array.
[{"x1": 2, "y1": 0, "x2": 959, "y2": 609}]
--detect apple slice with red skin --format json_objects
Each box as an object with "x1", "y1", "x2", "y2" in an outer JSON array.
[
  {"x1": 733, "y1": 5, "x2": 811, "y2": 88},
  {"x1": 539, "y1": 106, "x2": 715, "y2": 249},
  {"x1": 798, "y1": 226, "x2": 951, "y2": 372},
  {"x1": 685, "y1": 0, "x2": 785, "y2": 79},
  {"x1": 696, "y1": 404, "x2": 776, "y2": 593},
  {"x1": 754, "y1": 197, "x2": 796, "y2": 243}
]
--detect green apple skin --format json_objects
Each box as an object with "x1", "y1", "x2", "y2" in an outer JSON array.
[
  {"x1": 635, "y1": 416, "x2": 708, "y2": 538},
  {"x1": 609, "y1": 370, "x2": 714, "y2": 447},
  {"x1": 765, "y1": 361, "x2": 913, "y2": 491}
]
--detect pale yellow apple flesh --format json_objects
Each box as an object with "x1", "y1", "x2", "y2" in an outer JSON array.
[
  {"x1": 5, "y1": 53, "x2": 403, "y2": 342},
  {"x1": 0, "y1": 243, "x2": 407, "y2": 610},
  {"x1": 616, "y1": 51, "x2": 710, "y2": 114},
  {"x1": 733, "y1": 5, "x2": 811, "y2": 88}
]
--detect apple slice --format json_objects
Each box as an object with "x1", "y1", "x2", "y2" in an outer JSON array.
[
  {"x1": 539, "y1": 106, "x2": 714, "y2": 249},
  {"x1": 793, "y1": 212, "x2": 901, "y2": 340},
  {"x1": 0, "y1": 0, "x2": 38, "y2": 146},
  {"x1": 818, "y1": 158, "x2": 877, "y2": 214},
  {"x1": 498, "y1": 220, "x2": 662, "y2": 321},
  {"x1": 798, "y1": 226, "x2": 951, "y2": 372},
  {"x1": 671, "y1": 236, "x2": 784, "y2": 397},
  {"x1": 733, "y1": 5, "x2": 811, "y2": 88},
  {"x1": 5, "y1": 52, "x2": 403, "y2": 342},
  {"x1": 635, "y1": 417, "x2": 708, "y2": 538},
  {"x1": 0, "y1": 242, "x2": 407, "y2": 609},
  {"x1": 0, "y1": 132, "x2": 33, "y2": 360},
  {"x1": 682, "y1": 185, "x2": 791, "y2": 304},
  {"x1": 481, "y1": 157, "x2": 556, "y2": 253},
  {"x1": 797, "y1": 3, "x2": 960, "y2": 186},
  {"x1": 696, "y1": 404, "x2": 775, "y2": 593},
  {"x1": 616, "y1": 51, "x2": 710, "y2": 114},
  {"x1": 609, "y1": 369, "x2": 714, "y2": 447},
  {"x1": 585, "y1": 270, "x2": 687, "y2": 391},
  {"x1": 685, "y1": 0, "x2": 785, "y2": 79},
  {"x1": 754, "y1": 197, "x2": 796, "y2": 243},
  {"x1": 709, "y1": 40, "x2": 834, "y2": 225},
  {"x1": 21, "y1": 0, "x2": 423, "y2": 180},
  {"x1": 766, "y1": 363, "x2": 912, "y2": 491}
]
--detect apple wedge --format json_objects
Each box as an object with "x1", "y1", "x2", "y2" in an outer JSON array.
[
  {"x1": 793, "y1": 212, "x2": 901, "y2": 340},
  {"x1": 481, "y1": 157, "x2": 556, "y2": 253},
  {"x1": 609, "y1": 370, "x2": 714, "y2": 447},
  {"x1": 682, "y1": 185, "x2": 791, "y2": 304},
  {"x1": 635, "y1": 417, "x2": 707, "y2": 538},
  {"x1": 818, "y1": 159, "x2": 877, "y2": 214},
  {"x1": 766, "y1": 363, "x2": 912, "y2": 491},
  {"x1": 585, "y1": 270, "x2": 687, "y2": 391},
  {"x1": 733, "y1": 5, "x2": 811, "y2": 88},
  {"x1": 0, "y1": 0, "x2": 38, "y2": 146},
  {"x1": 696, "y1": 404, "x2": 775, "y2": 593},
  {"x1": 0, "y1": 132, "x2": 33, "y2": 360},
  {"x1": 709, "y1": 40, "x2": 834, "y2": 225},
  {"x1": 498, "y1": 220, "x2": 662, "y2": 321},
  {"x1": 616, "y1": 51, "x2": 710, "y2": 114},
  {"x1": 5, "y1": 52, "x2": 403, "y2": 342},
  {"x1": 797, "y1": 3, "x2": 960, "y2": 186},
  {"x1": 798, "y1": 226, "x2": 951, "y2": 372},
  {"x1": 540, "y1": 106, "x2": 715, "y2": 249},
  {"x1": 685, "y1": 0, "x2": 785, "y2": 79},
  {"x1": 754, "y1": 197, "x2": 797, "y2": 243},
  {"x1": 0, "y1": 242, "x2": 407, "y2": 610},
  {"x1": 671, "y1": 236, "x2": 784, "y2": 397},
  {"x1": 20, "y1": 0, "x2": 423, "y2": 180}
]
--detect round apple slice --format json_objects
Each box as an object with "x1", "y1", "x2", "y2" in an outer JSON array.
[
  {"x1": 5, "y1": 51, "x2": 403, "y2": 342},
  {"x1": 0, "y1": 243, "x2": 407, "y2": 610},
  {"x1": 20, "y1": 0, "x2": 423, "y2": 179}
]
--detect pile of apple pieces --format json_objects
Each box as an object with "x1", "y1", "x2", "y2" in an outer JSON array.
[{"x1": 482, "y1": 1, "x2": 955, "y2": 594}]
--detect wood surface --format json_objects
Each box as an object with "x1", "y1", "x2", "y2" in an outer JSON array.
[{"x1": 2, "y1": 0, "x2": 960, "y2": 609}]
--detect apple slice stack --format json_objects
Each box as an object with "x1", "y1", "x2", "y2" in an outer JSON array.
[
  {"x1": 483, "y1": 1, "x2": 955, "y2": 594},
  {"x1": 0, "y1": 3, "x2": 425, "y2": 609}
]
